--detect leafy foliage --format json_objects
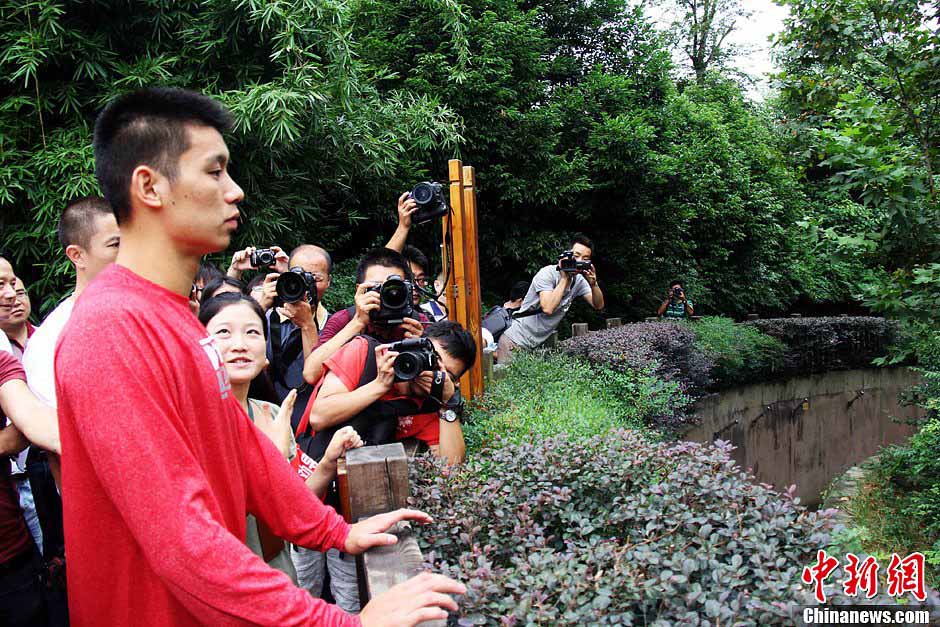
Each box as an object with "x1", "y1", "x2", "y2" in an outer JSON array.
[
  {"x1": 0, "y1": 0, "x2": 461, "y2": 312},
  {"x1": 561, "y1": 317, "x2": 896, "y2": 403},
  {"x1": 463, "y1": 352, "x2": 686, "y2": 450},
  {"x1": 686, "y1": 316, "x2": 786, "y2": 385},
  {"x1": 409, "y1": 429, "x2": 908, "y2": 624}
]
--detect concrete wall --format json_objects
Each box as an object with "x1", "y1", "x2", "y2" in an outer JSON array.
[{"x1": 683, "y1": 368, "x2": 922, "y2": 507}]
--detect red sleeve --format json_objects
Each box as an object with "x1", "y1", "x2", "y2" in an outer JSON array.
[
  {"x1": 240, "y1": 415, "x2": 350, "y2": 550},
  {"x1": 322, "y1": 337, "x2": 369, "y2": 391},
  {"x1": 56, "y1": 315, "x2": 359, "y2": 627},
  {"x1": 0, "y1": 352, "x2": 25, "y2": 387},
  {"x1": 315, "y1": 309, "x2": 351, "y2": 347},
  {"x1": 296, "y1": 336, "x2": 369, "y2": 442}
]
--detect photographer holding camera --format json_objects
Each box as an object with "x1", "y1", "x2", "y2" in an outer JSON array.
[
  {"x1": 229, "y1": 244, "x2": 331, "y2": 427},
  {"x1": 657, "y1": 280, "x2": 694, "y2": 319},
  {"x1": 496, "y1": 234, "x2": 604, "y2": 363}
]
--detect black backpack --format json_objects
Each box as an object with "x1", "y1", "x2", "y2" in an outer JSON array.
[{"x1": 482, "y1": 305, "x2": 542, "y2": 341}]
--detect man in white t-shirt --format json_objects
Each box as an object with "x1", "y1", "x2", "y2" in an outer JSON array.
[
  {"x1": 18, "y1": 196, "x2": 117, "y2": 605},
  {"x1": 497, "y1": 233, "x2": 605, "y2": 363},
  {"x1": 23, "y1": 196, "x2": 120, "y2": 407}
]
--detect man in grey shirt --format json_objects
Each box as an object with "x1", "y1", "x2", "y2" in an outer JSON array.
[{"x1": 497, "y1": 234, "x2": 605, "y2": 363}]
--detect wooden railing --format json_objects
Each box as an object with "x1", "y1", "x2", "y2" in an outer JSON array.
[{"x1": 337, "y1": 443, "x2": 446, "y2": 627}]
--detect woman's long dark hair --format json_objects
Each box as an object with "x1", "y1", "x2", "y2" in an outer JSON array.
[{"x1": 198, "y1": 292, "x2": 279, "y2": 404}]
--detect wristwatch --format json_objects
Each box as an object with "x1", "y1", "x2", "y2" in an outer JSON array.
[{"x1": 440, "y1": 409, "x2": 459, "y2": 423}]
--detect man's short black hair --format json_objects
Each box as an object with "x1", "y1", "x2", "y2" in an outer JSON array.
[
  {"x1": 355, "y1": 248, "x2": 411, "y2": 284},
  {"x1": 93, "y1": 87, "x2": 234, "y2": 224},
  {"x1": 509, "y1": 280, "x2": 530, "y2": 302},
  {"x1": 58, "y1": 196, "x2": 113, "y2": 250},
  {"x1": 669, "y1": 279, "x2": 684, "y2": 289},
  {"x1": 571, "y1": 233, "x2": 594, "y2": 254},
  {"x1": 202, "y1": 276, "x2": 247, "y2": 301},
  {"x1": 196, "y1": 260, "x2": 224, "y2": 288},
  {"x1": 424, "y1": 319, "x2": 477, "y2": 374},
  {"x1": 402, "y1": 245, "x2": 430, "y2": 277}
]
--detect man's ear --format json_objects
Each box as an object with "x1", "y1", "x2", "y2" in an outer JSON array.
[
  {"x1": 65, "y1": 244, "x2": 84, "y2": 270},
  {"x1": 129, "y1": 165, "x2": 164, "y2": 211}
]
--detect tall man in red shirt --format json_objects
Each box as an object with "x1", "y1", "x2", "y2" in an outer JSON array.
[{"x1": 55, "y1": 87, "x2": 463, "y2": 626}]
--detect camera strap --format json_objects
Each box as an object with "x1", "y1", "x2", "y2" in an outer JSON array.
[
  {"x1": 419, "y1": 371, "x2": 446, "y2": 413},
  {"x1": 511, "y1": 305, "x2": 543, "y2": 320}
]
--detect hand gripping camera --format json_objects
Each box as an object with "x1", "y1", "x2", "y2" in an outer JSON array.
[
  {"x1": 388, "y1": 337, "x2": 439, "y2": 382},
  {"x1": 558, "y1": 250, "x2": 592, "y2": 273},
  {"x1": 409, "y1": 182, "x2": 449, "y2": 224},
  {"x1": 276, "y1": 266, "x2": 318, "y2": 306},
  {"x1": 367, "y1": 274, "x2": 415, "y2": 325},
  {"x1": 250, "y1": 248, "x2": 277, "y2": 270}
]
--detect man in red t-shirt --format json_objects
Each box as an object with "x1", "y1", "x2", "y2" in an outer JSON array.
[{"x1": 55, "y1": 87, "x2": 464, "y2": 627}]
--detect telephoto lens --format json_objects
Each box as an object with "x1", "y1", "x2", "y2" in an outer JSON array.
[{"x1": 275, "y1": 267, "x2": 315, "y2": 304}]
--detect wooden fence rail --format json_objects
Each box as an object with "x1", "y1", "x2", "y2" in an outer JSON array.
[{"x1": 337, "y1": 444, "x2": 446, "y2": 627}]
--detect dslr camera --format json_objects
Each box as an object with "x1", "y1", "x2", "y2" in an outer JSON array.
[
  {"x1": 276, "y1": 266, "x2": 318, "y2": 305},
  {"x1": 250, "y1": 248, "x2": 277, "y2": 270},
  {"x1": 671, "y1": 286, "x2": 684, "y2": 299},
  {"x1": 388, "y1": 337, "x2": 439, "y2": 382},
  {"x1": 409, "y1": 182, "x2": 449, "y2": 224},
  {"x1": 367, "y1": 275, "x2": 415, "y2": 325},
  {"x1": 558, "y1": 250, "x2": 592, "y2": 273}
]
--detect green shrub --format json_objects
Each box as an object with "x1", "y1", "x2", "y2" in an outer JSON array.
[
  {"x1": 464, "y1": 352, "x2": 687, "y2": 450},
  {"x1": 686, "y1": 316, "x2": 786, "y2": 386},
  {"x1": 743, "y1": 316, "x2": 900, "y2": 375},
  {"x1": 410, "y1": 429, "x2": 886, "y2": 624},
  {"x1": 849, "y1": 419, "x2": 940, "y2": 588}
]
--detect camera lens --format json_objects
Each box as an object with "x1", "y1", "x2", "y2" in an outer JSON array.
[
  {"x1": 258, "y1": 250, "x2": 274, "y2": 265},
  {"x1": 381, "y1": 279, "x2": 407, "y2": 309},
  {"x1": 411, "y1": 183, "x2": 434, "y2": 205},
  {"x1": 276, "y1": 272, "x2": 306, "y2": 303},
  {"x1": 393, "y1": 353, "x2": 421, "y2": 381}
]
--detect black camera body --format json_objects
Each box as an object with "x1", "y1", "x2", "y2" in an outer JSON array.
[
  {"x1": 558, "y1": 250, "x2": 592, "y2": 273},
  {"x1": 388, "y1": 337, "x2": 439, "y2": 382},
  {"x1": 672, "y1": 286, "x2": 684, "y2": 299},
  {"x1": 367, "y1": 275, "x2": 415, "y2": 325},
  {"x1": 276, "y1": 266, "x2": 318, "y2": 305},
  {"x1": 250, "y1": 248, "x2": 277, "y2": 270},
  {"x1": 409, "y1": 182, "x2": 449, "y2": 224}
]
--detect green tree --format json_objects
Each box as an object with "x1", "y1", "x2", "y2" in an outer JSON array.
[{"x1": 0, "y1": 0, "x2": 462, "y2": 312}]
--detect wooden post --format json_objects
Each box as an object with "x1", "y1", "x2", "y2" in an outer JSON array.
[
  {"x1": 443, "y1": 159, "x2": 484, "y2": 400},
  {"x1": 605, "y1": 318, "x2": 621, "y2": 329},
  {"x1": 645, "y1": 316, "x2": 658, "y2": 323},
  {"x1": 746, "y1": 313, "x2": 759, "y2": 320},
  {"x1": 543, "y1": 331, "x2": 558, "y2": 349},
  {"x1": 462, "y1": 166, "x2": 484, "y2": 399},
  {"x1": 342, "y1": 444, "x2": 446, "y2": 627},
  {"x1": 571, "y1": 322, "x2": 589, "y2": 337}
]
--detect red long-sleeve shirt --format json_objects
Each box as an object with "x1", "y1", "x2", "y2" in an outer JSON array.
[{"x1": 56, "y1": 264, "x2": 359, "y2": 626}]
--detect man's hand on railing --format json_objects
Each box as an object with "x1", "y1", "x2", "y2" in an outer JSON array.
[
  {"x1": 359, "y1": 572, "x2": 466, "y2": 627},
  {"x1": 344, "y1": 508, "x2": 432, "y2": 554}
]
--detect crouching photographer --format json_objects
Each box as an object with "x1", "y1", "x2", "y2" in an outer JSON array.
[
  {"x1": 292, "y1": 319, "x2": 474, "y2": 610},
  {"x1": 497, "y1": 233, "x2": 604, "y2": 364},
  {"x1": 298, "y1": 318, "x2": 475, "y2": 465}
]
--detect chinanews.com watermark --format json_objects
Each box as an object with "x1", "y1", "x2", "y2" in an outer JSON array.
[
  {"x1": 794, "y1": 550, "x2": 938, "y2": 626},
  {"x1": 800, "y1": 606, "x2": 932, "y2": 625}
]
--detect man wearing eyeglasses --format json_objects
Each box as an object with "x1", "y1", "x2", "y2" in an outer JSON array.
[{"x1": 0, "y1": 279, "x2": 33, "y2": 361}]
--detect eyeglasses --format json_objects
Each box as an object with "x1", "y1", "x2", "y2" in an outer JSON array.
[{"x1": 414, "y1": 277, "x2": 429, "y2": 287}]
